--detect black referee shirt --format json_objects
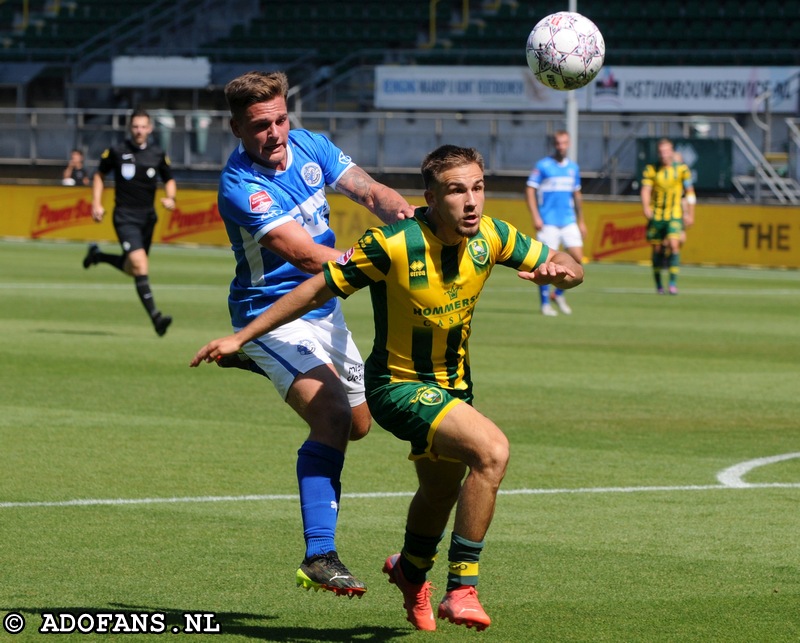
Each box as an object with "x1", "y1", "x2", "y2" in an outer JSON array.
[{"x1": 97, "y1": 140, "x2": 174, "y2": 215}]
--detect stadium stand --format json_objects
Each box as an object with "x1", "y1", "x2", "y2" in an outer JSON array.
[
  {"x1": 3, "y1": 0, "x2": 799, "y2": 76},
  {"x1": 0, "y1": 0, "x2": 798, "y2": 201},
  {"x1": 434, "y1": 0, "x2": 800, "y2": 66}
]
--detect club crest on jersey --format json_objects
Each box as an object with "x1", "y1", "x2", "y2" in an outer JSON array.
[
  {"x1": 301, "y1": 163, "x2": 323, "y2": 187},
  {"x1": 296, "y1": 339, "x2": 316, "y2": 355},
  {"x1": 249, "y1": 190, "x2": 274, "y2": 213},
  {"x1": 411, "y1": 386, "x2": 444, "y2": 407},
  {"x1": 467, "y1": 238, "x2": 489, "y2": 266},
  {"x1": 121, "y1": 163, "x2": 136, "y2": 180},
  {"x1": 146, "y1": 168, "x2": 156, "y2": 178},
  {"x1": 336, "y1": 247, "x2": 355, "y2": 265}
]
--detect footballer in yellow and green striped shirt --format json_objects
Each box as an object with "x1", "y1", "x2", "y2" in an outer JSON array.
[
  {"x1": 640, "y1": 138, "x2": 695, "y2": 294},
  {"x1": 324, "y1": 208, "x2": 548, "y2": 393},
  {"x1": 191, "y1": 145, "x2": 584, "y2": 617}
]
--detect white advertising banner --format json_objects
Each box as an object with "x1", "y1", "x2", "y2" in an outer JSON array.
[
  {"x1": 112, "y1": 56, "x2": 211, "y2": 88},
  {"x1": 374, "y1": 65, "x2": 585, "y2": 111},
  {"x1": 589, "y1": 66, "x2": 800, "y2": 113},
  {"x1": 375, "y1": 65, "x2": 800, "y2": 114}
]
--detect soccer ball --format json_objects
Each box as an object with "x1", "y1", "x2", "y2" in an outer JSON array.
[{"x1": 526, "y1": 11, "x2": 605, "y2": 91}]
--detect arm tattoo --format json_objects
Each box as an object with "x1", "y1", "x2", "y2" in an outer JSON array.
[{"x1": 338, "y1": 168, "x2": 372, "y2": 205}]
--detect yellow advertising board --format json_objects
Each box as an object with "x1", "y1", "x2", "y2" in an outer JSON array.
[
  {"x1": 2, "y1": 185, "x2": 799, "y2": 269},
  {"x1": 480, "y1": 197, "x2": 800, "y2": 269}
]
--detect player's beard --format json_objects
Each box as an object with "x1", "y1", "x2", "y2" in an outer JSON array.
[{"x1": 458, "y1": 213, "x2": 482, "y2": 238}]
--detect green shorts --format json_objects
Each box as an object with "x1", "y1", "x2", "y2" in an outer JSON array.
[
  {"x1": 366, "y1": 381, "x2": 472, "y2": 461},
  {"x1": 647, "y1": 219, "x2": 683, "y2": 244}
]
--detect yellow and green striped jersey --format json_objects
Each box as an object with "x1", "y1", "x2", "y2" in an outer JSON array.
[
  {"x1": 323, "y1": 209, "x2": 548, "y2": 392},
  {"x1": 641, "y1": 162, "x2": 693, "y2": 221}
]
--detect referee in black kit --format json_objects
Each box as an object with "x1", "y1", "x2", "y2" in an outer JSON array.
[{"x1": 84, "y1": 108, "x2": 176, "y2": 336}]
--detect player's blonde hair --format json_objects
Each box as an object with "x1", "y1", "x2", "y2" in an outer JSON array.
[
  {"x1": 224, "y1": 71, "x2": 289, "y2": 121},
  {"x1": 421, "y1": 145, "x2": 485, "y2": 189}
]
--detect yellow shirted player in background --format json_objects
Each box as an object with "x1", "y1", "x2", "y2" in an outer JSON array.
[{"x1": 640, "y1": 138, "x2": 695, "y2": 295}]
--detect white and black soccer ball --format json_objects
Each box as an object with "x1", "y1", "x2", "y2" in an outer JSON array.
[{"x1": 526, "y1": 11, "x2": 605, "y2": 91}]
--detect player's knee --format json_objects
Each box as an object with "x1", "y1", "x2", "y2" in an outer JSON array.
[
  {"x1": 306, "y1": 401, "x2": 352, "y2": 446},
  {"x1": 349, "y1": 417, "x2": 371, "y2": 441},
  {"x1": 348, "y1": 403, "x2": 371, "y2": 441},
  {"x1": 476, "y1": 435, "x2": 510, "y2": 482}
]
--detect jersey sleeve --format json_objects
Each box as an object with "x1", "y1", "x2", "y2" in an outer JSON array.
[
  {"x1": 97, "y1": 148, "x2": 114, "y2": 175},
  {"x1": 525, "y1": 161, "x2": 543, "y2": 189},
  {"x1": 157, "y1": 152, "x2": 174, "y2": 183},
  {"x1": 300, "y1": 130, "x2": 356, "y2": 188},
  {"x1": 323, "y1": 227, "x2": 390, "y2": 298},
  {"x1": 485, "y1": 217, "x2": 549, "y2": 271},
  {"x1": 680, "y1": 164, "x2": 694, "y2": 191},
  {"x1": 221, "y1": 178, "x2": 296, "y2": 243},
  {"x1": 641, "y1": 164, "x2": 656, "y2": 186}
]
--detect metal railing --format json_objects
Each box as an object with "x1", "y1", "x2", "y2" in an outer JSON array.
[{"x1": 0, "y1": 106, "x2": 795, "y2": 202}]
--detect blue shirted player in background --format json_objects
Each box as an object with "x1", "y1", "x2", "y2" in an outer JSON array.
[
  {"x1": 525, "y1": 130, "x2": 586, "y2": 316},
  {"x1": 213, "y1": 71, "x2": 414, "y2": 597}
]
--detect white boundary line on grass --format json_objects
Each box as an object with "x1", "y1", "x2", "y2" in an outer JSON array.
[
  {"x1": 1, "y1": 453, "x2": 798, "y2": 510},
  {"x1": 716, "y1": 452, "x2": 800, "y2": 488}
]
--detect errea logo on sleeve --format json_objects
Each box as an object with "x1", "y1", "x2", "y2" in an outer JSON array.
[{"x1": 249, "y1": 190, "x2": 273, "y2": 213}]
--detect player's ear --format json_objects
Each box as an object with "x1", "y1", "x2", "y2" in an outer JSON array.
[
  {"x1": 229, "y1": 117, "x2": 241, "y2": 138},
  {"x1": 424, "y1": 189, "x2": 435, "y2": 207}
]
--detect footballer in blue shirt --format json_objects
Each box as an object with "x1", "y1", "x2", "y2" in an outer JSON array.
[
  {"x1": 211, "y1": 71, "x2": 414, "y2": 597},
  {"x1": 525, "y1": 130, "x2": 586, "y2": 316}
]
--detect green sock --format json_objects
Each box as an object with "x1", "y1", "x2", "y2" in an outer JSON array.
[
  {"x1": 400, "y1": 530, "x2": 442, "y2": 584},
  {"x1": 446, "y1": 533, "x2": 483, "y2": 591},
  {"x1": 669, "y1": 252, "x2": 680, "y2": 286},
  {"x1": 652, "y1": 247, "x2": 665, "y2": 289}
]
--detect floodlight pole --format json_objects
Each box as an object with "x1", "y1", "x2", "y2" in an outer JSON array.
[{"x1": 566, "y1": 0, "x2": 578, "y2": 160}]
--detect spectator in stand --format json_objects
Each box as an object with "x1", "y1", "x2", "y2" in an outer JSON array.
[{"x1": 62, "y1": 149, "x2": 90, "y2": 186}]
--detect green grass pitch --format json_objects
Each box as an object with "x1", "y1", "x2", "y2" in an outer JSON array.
[{"x1": 1, "y1": 239, "x2": 799, "y2": 642}]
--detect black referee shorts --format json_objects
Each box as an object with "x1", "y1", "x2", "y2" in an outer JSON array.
[{"x1": 113, "y1": 210, "x2": 157, "y2": 254}]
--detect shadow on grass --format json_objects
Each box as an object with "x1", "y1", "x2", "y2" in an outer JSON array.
[
  {"x1": 3, "y1": 605, "x2": 413, "y2": 641},
  {"x1": 32, "y1": 328, "x2": 118, "y2": 336}
]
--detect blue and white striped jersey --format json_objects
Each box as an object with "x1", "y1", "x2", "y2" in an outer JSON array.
[
  {"x1": 218, "y1": 128, "x2": 354, "y2": 327},
  {"x1": 526, "y1": 156, "x2": 581, "y2": 227}
]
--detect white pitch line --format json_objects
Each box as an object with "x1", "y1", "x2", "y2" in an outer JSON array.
[
  {"x1": 716, "y1": 452, "x2": 800, "y2": 488},
  {"x1": 2, "y1": 482, "x2": 800, "y2": 510},
  {"x1": 3, "y1": 454, "x2": 798, "y2": 509}
]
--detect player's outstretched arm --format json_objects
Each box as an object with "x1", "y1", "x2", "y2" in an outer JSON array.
[
  {"x1": 189, "y1": 273, "x2": 335, "y2": 367},
  {"x1": 518, "y1": 250, "x2": 584, "y2": 289},
  {"x1": 336, "y1": 165, "x2": 416, "y2": 223}
]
